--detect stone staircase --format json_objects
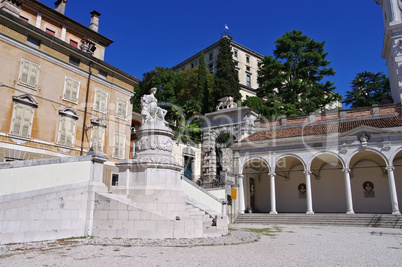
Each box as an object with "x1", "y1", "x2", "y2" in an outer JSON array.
[
  {"x1": 185, "y1": 203, "x2": 221, "y2": 237},
  {"x1": 234, "y1": 213, "x2": 402, "y2": 228}
]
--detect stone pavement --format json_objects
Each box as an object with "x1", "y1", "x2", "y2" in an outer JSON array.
[{"x1": 1, "y1": 224, "x2": 402, "y2": 266}]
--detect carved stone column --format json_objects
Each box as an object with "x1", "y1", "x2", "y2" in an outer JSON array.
[
  {"x1": 304, "y1": 170, "x2": 314, "y2": 214},
  {"x1": 386, "y1": 166, "x2": 401, "y2": 215},
  {"x1": 238, "y1": 174, "x2": 245, "y2": 214},
  {"x1": 342, "y1": 168, "x2": 355, "y2": 214},
  {"x1": 269, "y1": 173, "x2": 277, "y2": 214}
]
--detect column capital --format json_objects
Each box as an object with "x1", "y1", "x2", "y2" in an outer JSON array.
[
  {"x1": 269, "y1": 172, "x2": 276, "y2": 177},
  {"x1": 386, "y1": 166, "x2": 395, "y2": 171},
  {"x1": 342, "y1": 168, "x2": 351, "y2": 173},
  {"x1": 238, "y1": 174, "x2": 244, "y2": 179},
  {"x1": 303, "y1": 170, "x2": 312, "y2": 175}
]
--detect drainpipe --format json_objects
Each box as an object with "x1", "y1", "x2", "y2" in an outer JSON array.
[{"x1": 80, "y1": 62, "x2": 92, "y2": 155}]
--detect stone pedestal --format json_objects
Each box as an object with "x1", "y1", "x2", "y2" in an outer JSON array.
[{"x1": 116, "y1": 121, "x2": 187, "y2": 219}]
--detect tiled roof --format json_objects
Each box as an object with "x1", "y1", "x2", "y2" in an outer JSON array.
[{"x1": 243, "y1": 116, "x2": 402, "y2": 142}]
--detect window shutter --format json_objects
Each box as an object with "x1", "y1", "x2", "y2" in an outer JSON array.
[
  {"x1": 12, "y1": 106, "x2": 23, "y2": 135},
  {"x1": 20, "y1": 61, "x2": 29, "y2": 84},
  {"x1": 100, "y1": 92, "x2": 106, "y2": 112},
  {"x1": 66, "y1": 119, "x2": 74, "y2": 146},
  {"x1": 29, "y1": 64, "x2": 38, "y2": 87},
  {"x1": 114, "y1": 136, "x2": 118, "y2": 157},
  {"x1": 59, "y1": 117, "x2": 66, "y2": 144},
  {"x1": 95, "y1": 91, "x2": 101, "y2": 111},
  {"x1": 71, "y1": 80, "x2": 79, "y2": 101},
  {"x1": 64, "y1": 78, "x2": 72, "y2": 100},
  {"x1": 92, "y1": 126, "x2": 104, "y2": 152},
  {"x1": 21, "y1": 107, "x2": 33, "y2": 137},
  {"x1": 119, "y1": 134, "x2": 125, "y2": 158},
  {"x1": 118, "y1": 100, "x2": 127, "y2": 118}
]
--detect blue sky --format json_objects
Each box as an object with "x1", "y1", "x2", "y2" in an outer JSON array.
[{"x1": 40, "y1": 0, "x2": 387, "y2": 107}]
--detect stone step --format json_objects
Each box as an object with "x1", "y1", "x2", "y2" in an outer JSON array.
[
  {"x1": 202, "y1": 227, "x2": 220, "y2": 238},
  {"x1": 234, "y1": 214, "x2": 402, "y2": 228}
]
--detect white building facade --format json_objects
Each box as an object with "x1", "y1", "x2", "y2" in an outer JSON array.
[{"x1": 172, "y1": 36, "x2": 263, "y2": 100}]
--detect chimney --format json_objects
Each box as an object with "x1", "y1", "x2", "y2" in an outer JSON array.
[
  {"x1": 89, "y1": 11, "x2": 101, "y2": 32},
  {"x1": 54, "y1": 0, "x2": 67, "y2": 14}
]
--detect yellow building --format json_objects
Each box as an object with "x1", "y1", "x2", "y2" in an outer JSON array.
[{"x1": 0, "y1": 0, "x2": 139, "y2": 162}]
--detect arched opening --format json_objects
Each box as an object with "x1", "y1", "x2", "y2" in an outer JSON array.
[
  {"x1": 392, "y1": 150, "x2": 402, "y2": 210},
  {"x1": 310, "y1": 154, "x2": 345, "y2": 212},
  {"x1": 242, "y1": 158, "x2": 270, "y2": 212},
  {"x1": 275, "y1": 156, "x2": 306, "y2": 213},
  {"x1": 215, "y1": 132, "x2": 236, "y2": 187},
  {"x1": 349, "y1": 151, "x2": 391, "y2": 213}
]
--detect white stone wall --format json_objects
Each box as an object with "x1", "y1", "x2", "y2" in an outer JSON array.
[
  {"x1": 0, "y1": 157, "x2": 96, "y2": 245},
  {"x1": 0, "y1": 157, "x2": 92, "y2": 196},
  {"x1": 0, "y1": 182, "x2": 91, "y2": 244}
]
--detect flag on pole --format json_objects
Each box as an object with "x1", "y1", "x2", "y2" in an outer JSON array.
[{"x1": 225, "y1": 23, "x2": 229, "y2": 30}]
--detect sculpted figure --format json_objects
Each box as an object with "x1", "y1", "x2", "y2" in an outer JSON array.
[
  {"x1": 141, "y1": 87, "x2": 167, "y2": 123},
  {"x1": 216, "y1": 96, "x2": 237, "y2": 110}
]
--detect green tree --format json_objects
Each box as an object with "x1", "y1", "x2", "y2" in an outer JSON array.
[
  {"x1": 257, "y1": 30, "x2": 341, "y2": 117},
  {"x1": 243, "y1": 96, "x2": 269, "y2": 117},
  {"x1": 214, "y1": 37, "x2": 241, "y2": 102},
  {"x1": 133, "y1": 67, "x2": 179, "y2": 110},
  {"x1": 198, "y1": 52, "x2": 212, "y2": 114},
  {"x1": 343, "y1": 71, "x2": 391, "y2": 108}
]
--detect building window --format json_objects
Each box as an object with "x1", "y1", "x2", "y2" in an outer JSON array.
[
  {"x1": 246, "y1": 74, "x2": 251, "y2": 86},
  {"x1": 69, "y1": 56, "x2": 80, "y2": 66},
  {"x1": 91, "y1": 125, "x2": 105, "y2": 152},
  {"x1": 234, "y1": 50, "x2": 238, "y2": 58},
  {"x1": 116, "y1": 98, "x2": 128, "y2": 119},
  {"x1": 27, "y1": 35, "x2": 40, "y2": 48},
  {"x1": 10, "y1": 94, "x2": 38, "y2": 138},
  {"x1": 94, "y1": 89, "x2": 108, "y2": 113},
  {"x1": 69, "y1": 40, "x2": 78, "y2": 48},
  {"x1": 114, "y1": 132, "x2": 125, "y2": 159},
  {"x1": 234, "y1": 61, "x2": 239, "y2": 66},
  {"x1": 63, "y1": 76, "x2": 80, "y2": 103},
  {"x1": 246, "y1": 66, "x2": 251, "y2": 71},
  {"x1": 58, "y1": 108, "x2": 79, "y2": 147},
  {"x1": 58, "y1": 116, "x2": 76, "y2": 147},
  {"x1": 246, "y1": 56, "x2": 250, "y2": 64},
  {"x1": 111, "y1": 173, "x2": 119, "y2": 186},
  {"x1": 46, "y1": 28, "x2": 55, "y2": 36},
  {"x1": 10, "y1": 105, "x2": 34, "y2": 138},
  {"x1": 208, "y1": 63, "x2": 214, "y2": 74},
  {"x1": 209, "y1": 53, "x2": 213, "y2": 61},
  {"x1": 98, "y1": 70, "x2": 107, "y2": 79},
  {"x1": 18, "y1": 58, "x2": 40, "y2": 89},
  {"x1": 19, "y1": 16, "x2": 29, "y2": 22}
]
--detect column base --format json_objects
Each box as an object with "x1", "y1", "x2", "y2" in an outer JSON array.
[
  {"x1": 392, "y1": 211, "x2": 401, "y2": 215},
  {"x1": 306, "y1": 211, "x2": 314, "y2": 215},
  {"x1": 346, "y1": 211, "x2": 355, "y2": 215},
  {"x1": 270, "y1": 211, "x2": 278, "y2": 215}
]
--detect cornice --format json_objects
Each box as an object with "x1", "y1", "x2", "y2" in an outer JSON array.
[{"x1": 21, "y1": 0, "x2": 113, "y2": 46}]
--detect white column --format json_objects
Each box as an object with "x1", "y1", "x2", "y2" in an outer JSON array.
[
  {"x1": 35, "y1": 12, "x2": 42, "y2": 28},
  {"x1": 238, "y1": 174, "x2": 246, "y2": 214},
  {"x1": 304, "y1": 170, "x2": 314, "y2": 214},
  {"x1": 269, "y1": 173, "x2": 277, "y2": 214},
  {"x1": 61, "y1": 25, "x2": 66, "y2": 41},
  {"x1": 342, "y1": 168, "x2": 355, "y2": 214},
  {"x1": 386, "y1": 166, "x2": 401, "y2": 215}
]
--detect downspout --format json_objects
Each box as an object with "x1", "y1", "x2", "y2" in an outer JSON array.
[{"x1": 80, "y1": 62, "x2": 92, "y2": 155}]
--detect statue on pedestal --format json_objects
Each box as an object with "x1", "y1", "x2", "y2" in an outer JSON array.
[{"x1": 141, "y1": 87, "x2": 167, "y2": 123}]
